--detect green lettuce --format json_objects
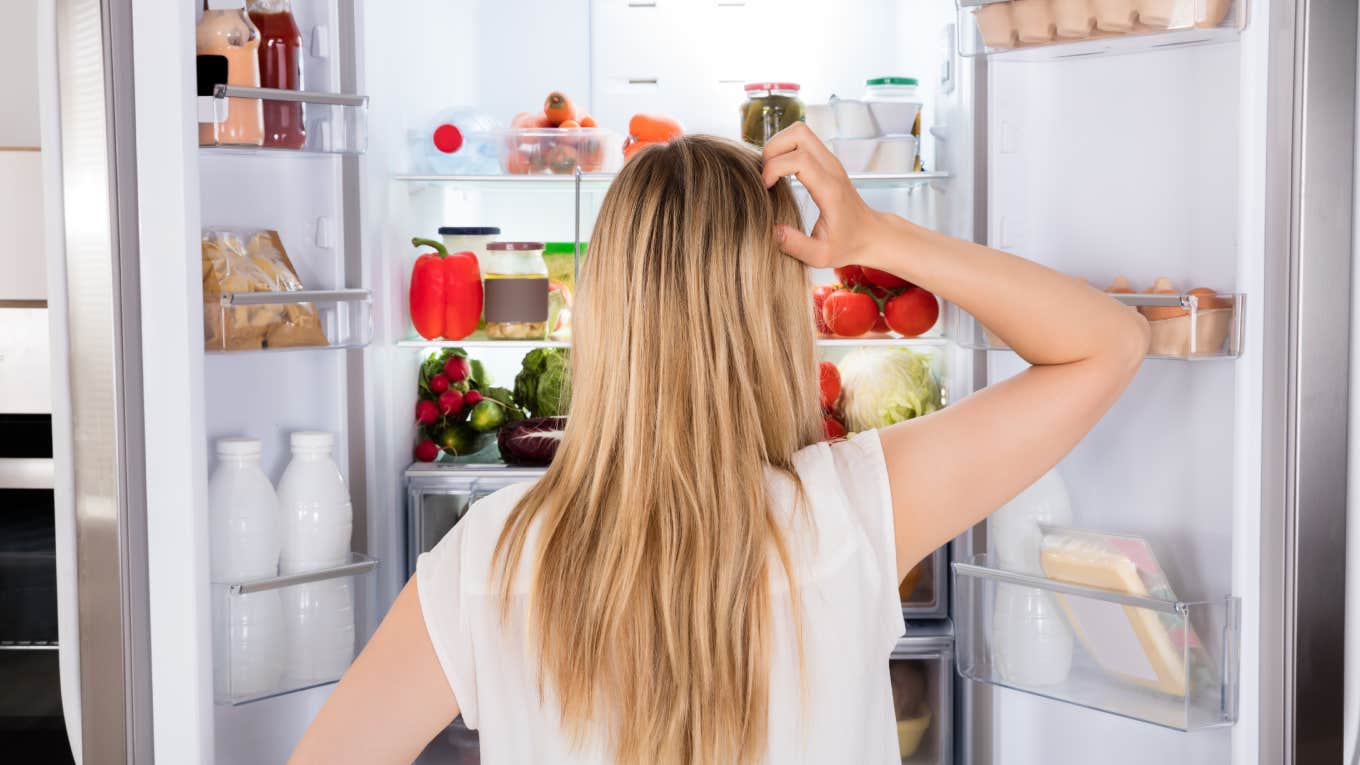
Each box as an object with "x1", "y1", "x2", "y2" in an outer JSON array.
[{"x1": 837, "y1": 348, "x2": 942, "y2": 431}]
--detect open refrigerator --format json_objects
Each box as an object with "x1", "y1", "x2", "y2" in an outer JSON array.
[{"x1": 34, "y1": 0, "x2": 1354, "y2": 763}]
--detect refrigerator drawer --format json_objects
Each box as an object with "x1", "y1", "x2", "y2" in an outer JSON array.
[
  {"x1": 405, "y1": 464, "x2": 547, "y2": 576},
  {"x1": 892, "y1": 624, "x2": 954, "y2": 765},
  {"x1": 901, "y1": 546, "x2": 949, "y2": 620}
]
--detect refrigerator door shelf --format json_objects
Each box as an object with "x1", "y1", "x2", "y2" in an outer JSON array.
[
  {"x1": 953, "y1": 554, "x2": 1240, "y2": 731},
  {"x1": 946, "y1": 292, "x2": 1244, "y2": 360},
  {"x1": 956, "y1": 0, "x2": 1244, "y2": 58},
  {"x1": 206, "y1": 288, "x2": 374, "y2": 354},
  {"x1": 198, "y1": 86, "x2": 369, "y2": 156}
]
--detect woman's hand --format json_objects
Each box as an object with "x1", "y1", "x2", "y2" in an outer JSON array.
[{"x1": 761, "y1": 123, "x2": 891, "y2": 270}]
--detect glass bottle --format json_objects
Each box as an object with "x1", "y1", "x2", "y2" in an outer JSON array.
[
  {"x1": 248, "y1": 0, "x2": 306, "y2": 149},
  {"x1": 197, "y1": 0, "x2": 264, "y2": 146}
]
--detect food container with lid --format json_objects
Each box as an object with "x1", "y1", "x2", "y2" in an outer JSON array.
[
  {"x1": 438, "y1": 226, "x2": 499, "y2": 270},
  {"x1": 496, "y1": 128, "x2": 622, "y2": 175},
  {"x1": 830, "y1": 138, "x2": 878, "y2": 173},
  {"x1": 829, "y1": 97, "x2": 877, "y2": 139},
  {"x1": 740, "y1": 82, "x2": 805, "y2": 147},
  {"x1": 863, "y1": 77, "x2": 922, "y2": 136},
  {"x1": 867, "y1": 135, "x2": 918, "y2": 174},
  {"x1": 804, "y1": 104, "x2": 837, "y2": 142},
  {"x1": 482, "y1": 241, "x2": 548, "y2": 340}
]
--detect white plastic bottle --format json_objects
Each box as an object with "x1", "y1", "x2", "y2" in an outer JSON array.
[
  {"x1": 208, "y1": 437, "x2": 284, "y2": 697},
  {"x1": 277, "y1": 431, "x2": 352, "y2": 573},
  {"x1": 988, "y1": 468, "x2": 1075, "y2": 686},
  {"x1": 281, "y1": 578, "x2": 355, "y2": 686}
]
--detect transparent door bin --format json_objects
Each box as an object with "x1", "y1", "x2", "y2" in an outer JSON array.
[
  {"x1": 405, "y1": 463, "x2": 548, "y2": 575},
  {"x1": 892, "y1": 625, "x2": 954, "y2": 764},
  {"x1": 958, "y1": 0, "x2": 1244, "y2": 58},
  {"x1": 953, "y1": 554, "x2": 1239, "y2": 731},
  {"x1": 199, "y1": 85, "x2": 368, "y2": 155},
  {"x1": 206, "y1": 288, "x2": 373, "y2": 353},
  {"x1": 213, "y1": 553, "x2": 378, "y2": 706},
  {"x1": 946, "y1": 292, "x2": 1243, "y2": 359},
  {"x1": 901, "y1": 546, "x2": 949, "y2": 620}
]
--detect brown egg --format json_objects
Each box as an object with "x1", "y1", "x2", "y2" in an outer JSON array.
[
  {"x1": 1187, "y1": 287, "x2": 1230, "y2": 311},
  {"x1": 1140, "y1": 276, "x2": 1190, "y2": 321},
  {"x1": 1105, "y1": 276, "x2": 1134, "y2": 294}
]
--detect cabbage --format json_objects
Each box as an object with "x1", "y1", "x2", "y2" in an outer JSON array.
[{"x1": 837, "y1": 348, "x2": 943, "y2": 431}]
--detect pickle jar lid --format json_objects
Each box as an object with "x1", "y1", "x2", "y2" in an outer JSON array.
[
  {"x1": 438, "y1": 226, "x2": 501, "y2": 236},
  {"x1": 487, "y1": 241, "x2": 545, "y2": 251},
  {"x1": 744, "y1": 82, "x2": 800, "y2": 92},
  {"x1": 543, "y1": 242, "x2": 587, "y2": 255},
  {"x1": 866, "y1": 77, "x2": 918, "y2": 86}
]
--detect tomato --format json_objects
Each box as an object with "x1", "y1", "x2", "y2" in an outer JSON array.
[
  {"x1": 834, "y1": 265, "x2": 871, "y2": 288},
  {"x1": 861, "y1": 266, "x2": 910, "y2": 290},
  {"x1": 871, "y1": 312, "x2": 889, "y2": 334},
  {"x1": 884, "y1": 287, "x2": 940, "y2": 338},
  {"x1": 822, "y1": 290, "x2": 878, "y2": 337},
  {"x1": 812, "y1": 284, "x2": 837, "y2": 334},
  {"x1": 818, "y1": 361, "x2": 841, "y2": 410},
  {"x1": 823, "y1": 416, "x2": 847, "y2": 441}
]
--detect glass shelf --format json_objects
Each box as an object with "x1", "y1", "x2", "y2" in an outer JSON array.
[
  {"x1": 392, "y1": 170, "x2": 951, "y2": 192},
  {"x1": 946, "y1": 292, "x2": 1244, "y2": 360},
  {"x1": 953, "y1": 553, "x2": 1239, "y2": 731},
  {"x1": 957, "y1": 0, "x2": 1245, "y2": 60},
  {"x1": 398, "y1": 335, "x2": 947, "y2": 351},
  {"x1": 198, "y1": 85, "x2": 368, "y2": 155},
  {"x1": 206, "y1": 288, "x2": 373, "y2": 354},
  {"x1": 213, "y1": 553, "x2": 378, "y2": 706}
]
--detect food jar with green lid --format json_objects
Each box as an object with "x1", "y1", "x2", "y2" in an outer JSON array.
[
  {"x1": 740, "y1": 82, "x2": 804, "y2": 148},
  {"x1": 863, "y1": 77, "x2": 922, "y2": 136},
  {"x1": 542, "y1": 242, "x2": 586, "y2": 293},
  {"x1": 482, "y1": 241, "x2": 548, "y2": 340},
  {"x1": 439, "y1": 226, "x2": 500, "y2": 271}
]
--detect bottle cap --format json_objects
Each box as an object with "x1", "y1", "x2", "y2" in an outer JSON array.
[
  {"x1": 206, "y1": 0, "x2": 247, "y2": 9},
  {"x1": 290, "y1": 431, "x2": 335, "y2": 451},
  {"x1": 216, "y1": 437, "x2": 261, "y2": 457}
]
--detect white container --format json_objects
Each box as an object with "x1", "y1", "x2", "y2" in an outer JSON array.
[
  {"x1": 214, "y1": 589, "x2": 286, "y2": 699},
  {"x1": 1052, "y1": 0, "x2": 1095, "y2": 37},
  {"x1": 805, "y1": 103, "x2": 838, "y2": 142},
  {"x1": 277, "y1": 431, "x2": 352, "y2": 574},
  {"x1": 830, "y1": 137, "x2": 878, "y2": 173},
  {"x1": 991, "y1": 469, "x2": 1073, "y2": 575},
  {"x1": 209, "y1": 437, "x2": 280, "y2": 581},
  {"x1": 283, "y1": 578, "x2": 355, "y2": 685},
  {"x1": 438, "y1": 226, "x2": 499, "y2": 267},
  {"x1": 829, "y1": 97, "x2": 877, "y2": 139},
  {"x1": 863, "y1": 77, "x2": 922, "y2": 136},
  {"x1": 868, "y1": 135, "x2": 918, "y2": 173},
  {"x1": 1012, "y1": 0, "x2": 1057, "y2": 42}
]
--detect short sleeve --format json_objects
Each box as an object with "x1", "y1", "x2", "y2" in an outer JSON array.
[
  {"x1": 416, "y1": 521, "x2": 481, "y2": 727},
  {"x1": 828, "y1": 430, "x2": 907, "y2": 654}
]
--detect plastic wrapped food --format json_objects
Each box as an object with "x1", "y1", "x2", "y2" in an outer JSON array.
[{"x1": 202, "y1": 229, "x2": 328, "y2": 351}]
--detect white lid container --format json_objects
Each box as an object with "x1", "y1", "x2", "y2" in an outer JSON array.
[
  {"x1": 867, "y1": 135, "x2": 918, "y2": 173},
  {"x1": 829, "y1": 97, "x2": 877, "y2": 139},
  {"x1": 439, "y1": 226, "x2": 500, "y2": 265},
  {"x1": 830, "y1": 137, "x2": 878, "y2": 173},
  {"x1": 863, "y1": 77, "x2": 922, "y2": 136}
]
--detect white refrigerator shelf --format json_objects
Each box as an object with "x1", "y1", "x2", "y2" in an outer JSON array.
[{"x1": 198, "y1": 85, "x2": 369, "y2": 155}]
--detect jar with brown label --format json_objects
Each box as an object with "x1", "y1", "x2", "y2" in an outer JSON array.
[{"x1": 482, "y1": 242, "x2": 548, "y2": 340}]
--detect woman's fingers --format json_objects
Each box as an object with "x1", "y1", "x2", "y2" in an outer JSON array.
[
  {"x1": 761, "y1": 149, "x2": 821, "y2": 188},
  {"x1": 776, "y1": 224, "x2": 832, "y2": 268},
  {"x1": 763, "y1": 122, "x2": 836, "y2": 166}
]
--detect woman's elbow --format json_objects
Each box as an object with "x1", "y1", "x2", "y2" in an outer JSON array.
[{"x1": 1112, "y1": 310, "x2": 1151, "y2": 377}]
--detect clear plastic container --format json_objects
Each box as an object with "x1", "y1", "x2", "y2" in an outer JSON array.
[
  {"x1": 277, "y1": 431, "x2": 352, "y2": 573},
  {"x1": 282, "y1": 577, "x2": 355, "y2": 686},
  {"x1": 863, "y1": 77, "x2": 922, "y2": 136},
  {"x1": 482, "y1": 242, "x2": 549, "y2": 340},
  {"x1": 740, "y1": 82, "x2": 805, "y2": 147},
  {"x1": 496, "y1": 128, "x2": 622, "y2": 175},
  {"x1": 439, "y1": 226, "x2": 500, "y2": 269},
  {"x1": 213, "y1": 588, "x2": 285, "y2": 700}
]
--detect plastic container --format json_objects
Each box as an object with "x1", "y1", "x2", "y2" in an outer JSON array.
[
  {"x1": 412, "y1": 108, "x2": 501, "y2": 175},
  {"x1": 740, "y1": 83, "x2": 805, "y2": 147},
  {"x1": 496, "y1": 128, "x2": 622, "y2": 175},
  {"x1": 482, "y1": 242, "x2": 549, "y2": 340},
  {"x1": 282, "y1": 578, "x2": 355, "y2": 686},
  {"x1": 830, "y1": 138, "x2": 878, "y2": 172},
  {"x1": 208, "y1": 437, "x2": 281, "y2": 580},
  {"x1": 1052, "y1": 0, "x2": 1096, "y2": 37},
  {"x1": 277, "y1": 431, "x2": 352, "y2": 573},
  {"x1": 867, "y1": 135, "x2": 918, "y2": 173},
  {"x1": 439, "y1": 226, "x2": 500, "y2": 270},
  {"x1": 863, "y1": 77, "x2": 922, "y2": 136},
  {"x1": 804, "y1": 103, "x2": 837, "y2": 141},
  {"x1": 829, "y1": 97, "x2": 877, "y2": 139}
]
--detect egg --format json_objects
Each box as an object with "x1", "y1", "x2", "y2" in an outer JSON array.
[{"x1": 1139, "y1": 276, "x2": 1190, "y2": 321}]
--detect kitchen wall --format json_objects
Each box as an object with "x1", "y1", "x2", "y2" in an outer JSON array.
[{"x1": 0, "y1": 0, "x2": 45, "y2": 302}]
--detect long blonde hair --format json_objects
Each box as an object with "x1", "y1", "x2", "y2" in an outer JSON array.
[{"x1": 493, "y1": 135, "x2": 823, "y2": 765}]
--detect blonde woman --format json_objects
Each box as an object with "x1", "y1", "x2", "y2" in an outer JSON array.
[{"x1": 290, "y1": 126, "x2": 1149, "y2": 765}]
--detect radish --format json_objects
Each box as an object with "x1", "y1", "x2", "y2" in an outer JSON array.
[
  {"x1": 413, "y1": 439, "x2": 440, "y2": 462},
  {"x1": 463, "y1": 390, "x2": 483, "y2": 407},
  {"x1": 438, "y1": 389, "x2": 464, "y2": 417},
  {"x1": 444, "y1": 356, "x2": 471, "y2": 383},
  {"x1": 429, "y1": 373, "x2": 450, "y2": 394},
  {"x1": 415, "y1": 399, "x2": 439, "y2": 425}
]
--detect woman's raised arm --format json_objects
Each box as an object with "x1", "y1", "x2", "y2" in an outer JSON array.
[{"x1": 763, "y1": 123, "x2": 1149, "y2": 579}]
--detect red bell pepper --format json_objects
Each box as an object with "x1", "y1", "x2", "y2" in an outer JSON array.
[{"x1": 409, "y1": 237, "x2": 482, "y2": 340}]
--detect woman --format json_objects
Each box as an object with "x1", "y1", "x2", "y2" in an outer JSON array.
[{"x1": 289, "y1": 126, "x2": 1149, "y2": 764}]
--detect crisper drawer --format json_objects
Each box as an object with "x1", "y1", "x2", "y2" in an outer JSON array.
[
  {"x1": 892, "y1": 623, "x2": 955, "y2": 765},
  {"x1": 404, "y1": 463, "x2": 547, "y2": 576},
  {"x1": 901, "y1": 546, "x2": 949, "y2": 620}
]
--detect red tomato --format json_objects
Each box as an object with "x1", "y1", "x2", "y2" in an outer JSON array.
[
  {"x1": 818, "y1": 361, "x2": 841, "y2": 410},
  {"x1": 834, "y1": 265, "x2": 871, "y2": 288},
  {"x1": 861, "y1": 266, "x2": 910, "y2": 290},
  {"x1": 871, "y1": 312, "x2": 889, "y2": 333},
  {"x1": 823, "y1": 416, "x2": 847, "y2": 440},
  {"x1": 884, "y1": 287, "x2": 940, "y2": 338},
  {"x1": 822, "y1": 290, "x2": 878, "y2": 337},
  {"x1": 812, "y1": 284, "x2": 837, "y2": 335}
]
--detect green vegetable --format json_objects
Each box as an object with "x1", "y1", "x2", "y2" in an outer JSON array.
[
  {"x1": 437, "y1": 421, "x2": 483, "y2": 456},
  {"x1": 513, "y1": 348, "x2": 571, "y2": 418},
  {"x1": 467, "y1": 399, "x2": 507, "y2": 433},
  {"x1": 469, "y1": 359, "x2": 489, "y2": 389},
  {"x1": 836, "y1": 348, "x2": 942, "y2": 431},
  {"x1": 482, "y1": 386, "x2": 524, "y2": 422}
]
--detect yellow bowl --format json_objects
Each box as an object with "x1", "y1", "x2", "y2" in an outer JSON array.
[{"x1": 896, "y1": 702, "x2": 932, "y2": 758}]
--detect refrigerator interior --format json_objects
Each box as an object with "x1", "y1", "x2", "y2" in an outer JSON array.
[{"x1": 180, "y1": 0, "x2": 1261, "y2": 763}]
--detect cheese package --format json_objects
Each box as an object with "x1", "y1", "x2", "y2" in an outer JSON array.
[
  {"x1": 1038, "y1": 527, "x2": 1214, "y2": 697},
  {"x1": 202, "y1": 229, "x2": 328, "y2": 351}
]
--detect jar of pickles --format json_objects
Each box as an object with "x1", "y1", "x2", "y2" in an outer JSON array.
[
  {"x1": 740, "y1": 82, "x2": 805, "y2": 148},
  {"x1": 482, "y1": 241, "x2": 548, "y2": 340}
]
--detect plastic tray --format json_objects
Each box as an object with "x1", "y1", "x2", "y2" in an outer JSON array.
[{"x1": 957, "y1": 0, "x2": 1245, "y2": 58}]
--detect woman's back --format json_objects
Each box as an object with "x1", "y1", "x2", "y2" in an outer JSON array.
[{"x1": 418, "y1": 432, "x2": 904, "y2": 764}]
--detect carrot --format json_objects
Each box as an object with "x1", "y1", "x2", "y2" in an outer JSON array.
[
  {"x1": 544, "y1": 92, "x2": 578, "y2": 126},
  {"x1": 510, "y1": 111, "x2": 536, "y2": 128},
  {"x1": 579, "y1": 115, "x2": 598, "y2": 128},
  {"x1": 558, "y1": 119, "x2": 580, "y2": 129},
  {"x1": 628, "y1": 114, "x2": 683, "y2": 143},
  {"x1": 623, "y1": 139, "x2": 653, "y2": 161}
]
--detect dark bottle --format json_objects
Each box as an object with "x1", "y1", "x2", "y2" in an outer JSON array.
[{"x1": 248, "y1": 0, "x2": 305, "y2": 149}]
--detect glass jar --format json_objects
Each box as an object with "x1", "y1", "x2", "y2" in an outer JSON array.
[
  {"x1": 740, "y1": 82, "x2": 804, "y2": 148},
  {"x1": 197, "y1": 0, "x2": 264, "y2": 147},
  {"x1": 439, "y1": 226, "x2": 500, "y2": 269},
  {"x1": 482, "y1": 242, "x2": 548, "y2": 340},
  {"x1": 247, "y1": 0, "x2": 305, "y2": 149}
]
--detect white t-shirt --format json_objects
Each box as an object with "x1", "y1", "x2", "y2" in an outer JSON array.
[{"x1": 416, "y1": 430, "x2": 907, "y2": 764}]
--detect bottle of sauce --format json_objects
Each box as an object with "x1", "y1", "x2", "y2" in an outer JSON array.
[
  {"x1": 248, "y1": 0, "x2": 306, "y2": 149},
  {"x1": 197, "y1": 0, "x2": 264, "y2": 146}
]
